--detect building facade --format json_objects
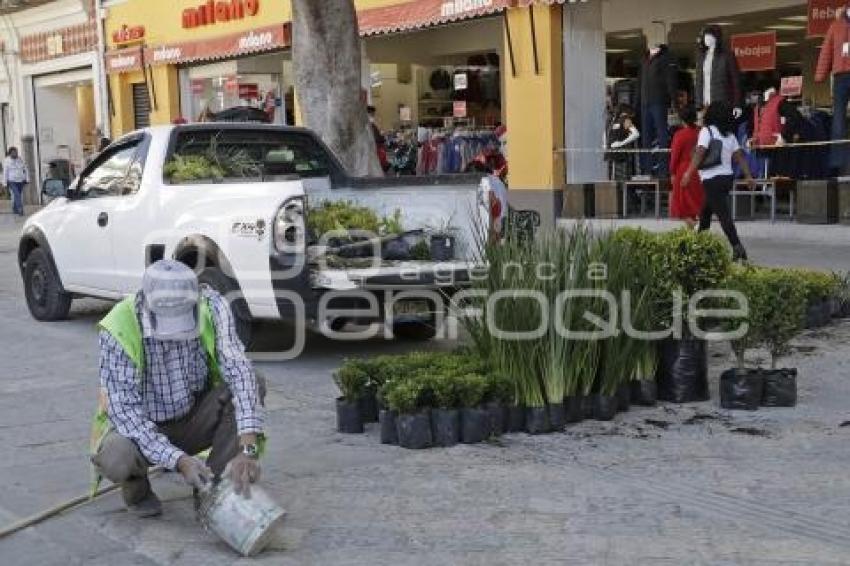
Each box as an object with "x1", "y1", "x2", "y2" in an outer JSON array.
[
  {"x1": 0, "y1": 0, "x2": 107, "y2": 193},
  {"x1": 97, "y1": 0, "x2": 843, "y2": 221}
]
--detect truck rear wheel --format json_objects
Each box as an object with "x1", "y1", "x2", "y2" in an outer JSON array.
[
  {"x1": 24, "y1": 248, "x2": 72, "y2": 321},
  {"x1": 198, "y1": 266, "x2": 254, "y2": 349}
]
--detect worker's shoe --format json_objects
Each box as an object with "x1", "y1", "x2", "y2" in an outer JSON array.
[
  {"x1": 127, "y1": 490, "x2": 162, "y2": 518},
  {"x1": 123, "y1": 478, "x2": 162, "y2": 518}
]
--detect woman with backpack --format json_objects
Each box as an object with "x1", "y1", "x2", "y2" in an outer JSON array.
[{"x1": 681, "y1": 101, "x2": 755, "y2": 262}]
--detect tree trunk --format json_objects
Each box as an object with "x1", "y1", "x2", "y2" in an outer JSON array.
[{"x1": 291, "y1": 0, "x2": 382, "y2": 177}]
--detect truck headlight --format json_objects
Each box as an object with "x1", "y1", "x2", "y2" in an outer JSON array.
[{"x1": 274, "y1": 197, "x2": 305, "y2": 253}]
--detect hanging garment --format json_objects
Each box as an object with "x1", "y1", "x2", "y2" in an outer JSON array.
[
  {"x1": 636, "y1": 45, "x2": 677, "y2": 110},
  {"x1": 815, "y1": 15, "x2": 850, "y2": 81},
  {"x1": 753, "y1": 94, "x2": 785, "y2": 148},
  {"x1": 694, "y1": 46, "x2": 741, "y2": 108}
]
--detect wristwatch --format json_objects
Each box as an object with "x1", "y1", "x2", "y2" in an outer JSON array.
[{"x1": 241, "y1": 443, "x2": 259, "y2": 459}]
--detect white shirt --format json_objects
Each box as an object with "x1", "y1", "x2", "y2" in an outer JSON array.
[
  {"x1": 702, "y1": 48, "x2": 714, "y2": 106},
  {"x1": 3, "y1": 156, "x2": 28, "y2": 184},
  {"x1": 697, "y1": 125, "x2": 740, "y2": 181}
]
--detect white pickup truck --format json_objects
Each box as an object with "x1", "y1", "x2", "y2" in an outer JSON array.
[{"x1": 18, "y1": 124, "x2": 500, "y2": 345}]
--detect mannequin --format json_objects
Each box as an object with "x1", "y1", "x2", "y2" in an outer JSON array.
[
  {"x1": 815, "y1": 6, "x2": 850, "y2": 173},
  {"x1": 695, "y1": 25, "x2": 742, "y2": 118},
  {"x1": 636, "y1": 28, "x2": 677, "y2": 177}
]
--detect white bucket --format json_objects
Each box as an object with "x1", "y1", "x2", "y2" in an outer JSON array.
[{"x1": 199, "y1": 479, "x2": 286, "y2": 557}]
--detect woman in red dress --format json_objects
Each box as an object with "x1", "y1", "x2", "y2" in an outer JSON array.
[{"x1": 669, "y1": 106, "x2": 705, "y2": 227}]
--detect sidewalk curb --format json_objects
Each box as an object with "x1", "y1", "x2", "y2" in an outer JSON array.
[{"x1": 558, "y1": 218, "x2": 850, "y2": 245}]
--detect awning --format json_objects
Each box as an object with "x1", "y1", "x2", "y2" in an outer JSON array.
[
  {"x1": 106, "y1": 24, "x2": 291, "y2": 74},
  {"x1": 358, "y1": 0, "x2": 514, "y2": 36}
]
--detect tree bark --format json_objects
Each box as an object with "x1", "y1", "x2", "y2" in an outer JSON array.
[{"x1": 291, "y1": 0, "x2": 382, "y2": 177}]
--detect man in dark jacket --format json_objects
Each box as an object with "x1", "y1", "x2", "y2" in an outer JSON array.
[{"x1": 637, "y1": 42, "x2": 677, "y2": 177}]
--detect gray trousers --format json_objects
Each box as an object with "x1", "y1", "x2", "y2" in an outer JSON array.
[{"x1": 93, "y1": 378, "x2": 265, "y2": 505}]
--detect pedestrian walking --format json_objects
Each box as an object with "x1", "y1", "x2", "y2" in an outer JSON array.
[
  {"x1": 3, "y1": 147, "x2": 28, "y2": 217},
  {"x1": 669, "y1": 106, "x2": 704, "y2": 228},
  {"x1": 681, "y1": 101, "x2": 755, "y2": 262},
  {"x1": 90, "y1": 260, "x2": 266, "y2": 518}
]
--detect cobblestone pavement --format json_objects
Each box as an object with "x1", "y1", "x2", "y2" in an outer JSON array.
[{"x1": 2, "y1": 213, "x2": 850, "y2": 565}]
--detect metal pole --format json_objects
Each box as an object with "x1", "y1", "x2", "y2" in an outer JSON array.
[
  {"x1": 529, "y1": 7, "x2": 539, "y2": 76},
  {"x1": 503, "y1": 11, "x2": 516, "y2": 78}
]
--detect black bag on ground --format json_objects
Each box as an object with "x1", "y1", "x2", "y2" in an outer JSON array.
[
  {"x1": 658, "y1": 338, "x2": 709, "y2": 403},
  {"x1": 720, "y1": 369, "x2": 764, "y2": 411},
  {"x1": 762, "y1": 368, "x2": 797, "y2": 407}
]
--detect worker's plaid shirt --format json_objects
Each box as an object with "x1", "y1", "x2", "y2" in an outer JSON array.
[{"x1": 99, "y1": 286, "x2": 264, "y2": 470}]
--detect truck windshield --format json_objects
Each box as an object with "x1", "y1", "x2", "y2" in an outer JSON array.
[{"x1": 166, "y1": 128, "x2": 334, "y2": 182}]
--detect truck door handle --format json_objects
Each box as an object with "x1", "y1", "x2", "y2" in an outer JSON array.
[{"x1": 97, "y1": 212, "x2": 109, "y2": 227}]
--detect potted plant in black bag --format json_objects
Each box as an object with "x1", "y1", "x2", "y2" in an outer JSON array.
[
  {"x1": 429, "y1": 373, "x2": 462, "y2": 447},
  {"x1": 386, "y1": 377, "x2": 433, "y2": 450},
  {"x1": 655, "y1": 229, "x2": 731, "y2": 404},
  {"x1": 333, "y1": 365, "x2": 368, "y2": 433},
  {"x1": 720, "y1": 266, "x2": 768, "y2": 411},
  {"x1": 758, "y1": 268, "x2": 807, "y2": 408}
]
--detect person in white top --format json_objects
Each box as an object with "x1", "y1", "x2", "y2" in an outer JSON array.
[
  {"x1": 681, "y1": 101, "x2": 755, "y2": 262},
  {"x1": 3, "y1": 147, "x2": 29, "y2": 217}
]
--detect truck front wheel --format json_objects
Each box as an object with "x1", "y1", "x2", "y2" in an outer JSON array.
[
  {"x1": 198, "y1": 267, "x2": 254, "y2": 349},
  {"x1": 24, "y1": 248, "x2": 72, "y2": 321}
]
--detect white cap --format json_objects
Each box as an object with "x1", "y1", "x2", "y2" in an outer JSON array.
[{"x1": 141, "y1": 260, "x2": 200, "y2": 341}]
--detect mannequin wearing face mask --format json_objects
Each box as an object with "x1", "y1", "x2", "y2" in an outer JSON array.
[
  {"x1": 695, "y1": 26, "x2": 742, "y2": 118},
  {"x1": 635, "y1": 35, "x2": 677, "y2": 177},
  {"x1": 815, "y1": 6, "x2": 850, "y2": 173}
]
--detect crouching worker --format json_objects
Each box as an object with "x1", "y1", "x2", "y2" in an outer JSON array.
[{"x1": 90, "y1": 260, "x2": 265, "y2": 517}]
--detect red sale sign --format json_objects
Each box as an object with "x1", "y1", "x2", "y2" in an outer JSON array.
[
  {"x1": 780, "y1": 76, "x2": 804, "y2": 97},
  {"x1": 808, "y1": 0, "x2": 846, "y2": 38},
  {"x1": 731, "y1": 32, "x2": 776, "y2": 72}
]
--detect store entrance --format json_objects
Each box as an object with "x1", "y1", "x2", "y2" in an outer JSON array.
[
  {"x1": 603, "y1": 4, "x2": 834, "y2": 220},
  {"x1": 33, "y1": 68, "x2": 98, "y2": 183},
  {"x1": 365, "y1": 17, "x2": 506, "y2": 177}
]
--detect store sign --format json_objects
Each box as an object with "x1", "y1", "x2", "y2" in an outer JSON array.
[
  {"x1": 151, "y1": 45, "x2": 184, "y2": 64},
  {"x1": 182, "y1": 0, "x2": 260, "y2": 29},
  {"x1": 191, "y1": 79, "x2": 206, "y2": 94},
  {"x1": 781, "y1": 76, "x2": 804, "y2": 97},
  {"x1": 224, "y1": 76, "x2": 239, "y2": 94},
  {"x1": 46, "y1": 34, "x2": 63, "y2": 57},
  {"x1": 731, "y1": 32, "x2": 776, "y2": 72},
  {"x1": 133, "y1": 24, "x2": 290, "y2": 71},
  {"x1": 441, "y1": 0, "x2": 494, "y2": 18},
  {"x1": 454, "y1": 72, "x2": 468, "y2": 91},
  {"x1": 453, "y1": 101, "x2": 467, "y2": 118},
  {"x1": 112, "y1": 25, "x2": 145, "y2": 45},
  {"x1": 105, "y1": 48, "x2": 142, "y2": 73},
  {"x1": 808, "y1": 0, "x2": 846, "y2": 38},
  {"x1": 238, "y1": 83, "x2": 259, "y2": 99},
  {"x1": 399, "y1": 106, "x2": 412, "y2": 122}
]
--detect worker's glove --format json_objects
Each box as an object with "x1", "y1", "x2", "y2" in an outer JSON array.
[
  {"x1": 610, "y1": 141, "x2": 623, "y2": 149},
  {"x1": 177, "y1": 455, "x2": 213, "y2": 490},
  {"x1": 226, "y1": 453, "x2": 262, "y2": 498}
]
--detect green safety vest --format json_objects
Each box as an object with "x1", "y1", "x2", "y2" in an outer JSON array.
[{"x1": 89, "y1": 294, "x2": 221, "y2": 496}]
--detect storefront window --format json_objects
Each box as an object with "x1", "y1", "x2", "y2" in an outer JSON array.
[{"x1": 180, "y1": 56, "x2": 289, "y2": 125}]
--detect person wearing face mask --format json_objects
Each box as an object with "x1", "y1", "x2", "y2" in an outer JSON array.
[
  {"x1": 695, "y1": 26, "x2": 742, "y2": 119},
  {"x1": 815, "y1": 6, "x2": 850, "y2": 174}
]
